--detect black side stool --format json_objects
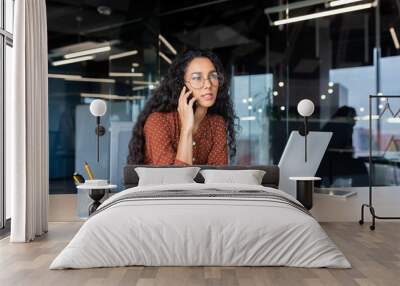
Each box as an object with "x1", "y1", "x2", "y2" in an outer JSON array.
[
  {"x1": 77, "y1": 184, "x2": 117, "y2": 215},
  {"x1": 289, "y1": 177, "x2": 321, "y2": 210}
]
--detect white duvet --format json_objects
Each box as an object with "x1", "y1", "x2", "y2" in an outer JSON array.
[{"x1": 50, "y1": 183, "x2": 351, "y2": 269}]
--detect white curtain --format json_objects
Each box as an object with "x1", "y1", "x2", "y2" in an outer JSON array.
[{"x1": 7, "y1": 0, "x2": 49, "y2": 242}]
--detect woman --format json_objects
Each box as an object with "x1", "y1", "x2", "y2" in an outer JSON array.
[{"x1": 127, "y1": 49, "x2": 237, "y2": 165}]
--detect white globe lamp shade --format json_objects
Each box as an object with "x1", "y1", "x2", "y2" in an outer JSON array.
[
  {"x1": 297, "y1": 99, "x2": 314, "y2": 117},
  {"x1": 90, "y1": 99, "x2": 107, "y2": 117}
]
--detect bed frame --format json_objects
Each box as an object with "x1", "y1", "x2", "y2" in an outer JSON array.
[{"x1": 123, "y1": 165, "x2": 280, "y2": 189}]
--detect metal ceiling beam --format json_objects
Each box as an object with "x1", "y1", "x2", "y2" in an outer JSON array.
[
  {"x1": 264, "y1": 0, "x2": 331, "y2": 15},
  {"x1": 159, "y1": 0, "x2": 233, "y2": 16},
  {"x1": 395, "y1": 0, "x2": 400, "y2": 16}
]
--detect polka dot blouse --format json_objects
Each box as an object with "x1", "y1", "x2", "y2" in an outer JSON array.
[{"x1": 143, "y1": 111, "x2": 228, "y2": 166}]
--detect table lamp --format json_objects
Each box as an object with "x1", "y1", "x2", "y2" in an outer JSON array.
[
  {"x1": 297, "y1": 99, "x2": 314, "y2": 162},
  {"x1": 89, "y1": 99, "x2": 107, "y2": 162}
]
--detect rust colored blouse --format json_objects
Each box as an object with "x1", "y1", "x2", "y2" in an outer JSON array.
[{"x1": 143, "y1": 111, "x2": 228, "y2": 165}]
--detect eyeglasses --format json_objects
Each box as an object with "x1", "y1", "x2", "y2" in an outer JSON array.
[{"x1": 185, "y1": 72, "x2": 224, "y2": 89}]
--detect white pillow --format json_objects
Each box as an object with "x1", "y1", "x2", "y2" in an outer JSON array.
[
  {"x1": 135, "y1": 167, "x2": 200, "y2": 186},
  {"x1": 200, "y1": 169, "x2": 266, "y2": 185}
]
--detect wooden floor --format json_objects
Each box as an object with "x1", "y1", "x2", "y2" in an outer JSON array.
[{"x1": 0, "y1": 222, "x2": 399, "y2": 286}]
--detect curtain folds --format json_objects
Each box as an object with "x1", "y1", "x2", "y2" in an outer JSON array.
[{"x1": 8, "y1": 0, "x2": 49, "y2": 242}]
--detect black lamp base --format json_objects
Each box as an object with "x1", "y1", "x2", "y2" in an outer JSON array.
[
  {"x1": 296, "y1": 180, "x2": 314, "y2": 210},
  {"x1": 88, "y1": 189, "x2": 106, "y2": 215}
]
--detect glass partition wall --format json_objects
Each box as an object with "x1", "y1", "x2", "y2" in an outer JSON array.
[
  {"x1": 48, "y1": 2, "x2": 160, "y2": 193},
  {"x1": 47, "y1": 0, "x2": 400, "y2": 194}
]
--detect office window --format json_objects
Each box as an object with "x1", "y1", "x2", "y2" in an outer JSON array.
[
  {"x1": 46, "y1": 1, "x2": 400, "y2": 194},
  {"x1": 5, "y1": 0, "x2": 12, "y2": 33},
  {"x1": 1, "y1": 0, "x2": 14, "y2": 229},
  {"x1": 4, "y1": 43, "x2": 11, "y2": 220},
  {"x1": 0, "y1": 38, "x2": 3, "y2": 229}
]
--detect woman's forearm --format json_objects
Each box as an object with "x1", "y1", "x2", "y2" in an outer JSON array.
[{"x1": 175, "y1": 129, "x2": 193, "y2": 164}]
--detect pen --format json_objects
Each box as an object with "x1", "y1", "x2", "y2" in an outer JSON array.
[{"x1": 84, "y1": 161, "x2": 94, "y2": 180}]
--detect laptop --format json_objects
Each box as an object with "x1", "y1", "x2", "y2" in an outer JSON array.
[
  {"x1": 278, "y1": 131, "x2": 330, "y2": 197},
  {"x1": 278, "y1": 130, "x2": 356, "y2": 198}
]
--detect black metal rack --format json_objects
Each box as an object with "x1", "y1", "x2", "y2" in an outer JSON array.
[{"x1": 359, "y1": 95, "x2": 400, "y2": 230}]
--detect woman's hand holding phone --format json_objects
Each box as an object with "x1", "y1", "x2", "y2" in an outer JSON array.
[{"x1": 177, "y1": 86, "x2": 196, "y2": 134}]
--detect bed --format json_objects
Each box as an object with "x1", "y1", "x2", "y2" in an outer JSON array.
[{"x1": 50, "y1": 165, "x2": 351, "y2": 269}]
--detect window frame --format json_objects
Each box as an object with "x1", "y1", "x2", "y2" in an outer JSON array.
[{"x1": 0, "y1": 0, "x2": 13, "y2": 231}]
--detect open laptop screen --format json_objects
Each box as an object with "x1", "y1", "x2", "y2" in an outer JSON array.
[{"x1": 278, "y1": 131, "x2": 332, "y2": 197}]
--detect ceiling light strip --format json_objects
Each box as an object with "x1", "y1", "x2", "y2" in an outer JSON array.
[
  {"x1": 390, "y1": 27, "x2": 400, "y2": 50},
  {"x1": 48, "y1": 74, "x2": 115, "y2": 83},
  {"x1": 132, "y1": 86, "x2": 148, "y2": 91},
  {"x1": 64, "y1": 46, "x2": 111, "y2": 59},
  {"x1": 52, "y1": 55, "x2": 94, "y2": 66},
  {"x1": 66, "y1": 77, "x2": 115, "y2": 83},
  {"x1": 109, "y1": 50, "x2": 138, "y2": 60},
  {"x1": 109, "y1": 72, "x2": 144, "y2": 77},
  {"x1": 132, "y1": 80, "x2": 159, "y2": 85},
  {"x1": 81, "y1": 93, "x2": 144, "y2": 101},
  {"x1": 158, "y1": 51, "x2": 172, "y2": 64},
  {"x1": 158, "y1": 34, "x2": 177, "y2": 55},
  {"x1": 273, "y1": 2, "x2": 374, "y2": 26},
  {"x1": 48, "y1": 74, "x2": 82, "y2": 80},
  {"x1": 329, "y1": 0, "x2": 363, "y2": 7}
]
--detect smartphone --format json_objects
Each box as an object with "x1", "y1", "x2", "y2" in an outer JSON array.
[
  {"x1": 183, "y1": 85, "x2": 196, "y2": 111},
  {"x1": 186, "y1": 94, "x2": 193, "y2": 104}
]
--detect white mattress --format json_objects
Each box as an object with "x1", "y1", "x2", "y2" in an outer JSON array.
[{"x1": 50, "y1": 183, "x2": 351, "y2": 269}]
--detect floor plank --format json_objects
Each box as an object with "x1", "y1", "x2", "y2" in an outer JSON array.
[{"x1": 0, "y1": 222, "x2": 399, "y2": 286}]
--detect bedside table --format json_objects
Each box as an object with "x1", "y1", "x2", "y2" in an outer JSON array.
[
  {"x1": 77, "y1": 184, "x2": 117, "y2": 215},
  {"x1": 289, "y1": 177, "x2": 321, "y2": 210}
]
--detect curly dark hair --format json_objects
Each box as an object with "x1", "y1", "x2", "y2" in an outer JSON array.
[{"x1": 127, "y1": 49, "x2": 238, "y2": 164}]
